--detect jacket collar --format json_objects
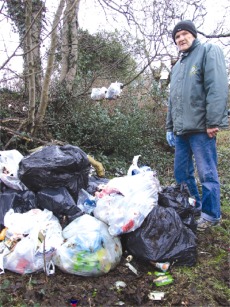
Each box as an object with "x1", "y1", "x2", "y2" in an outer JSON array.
[{"x1": 180, "y1": 39, "x2": 200, "y2": 58}]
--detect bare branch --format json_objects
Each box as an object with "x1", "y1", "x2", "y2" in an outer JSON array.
[
  {"x1": 0, "y1": 125, "x2": 65, "y2": 150},
  {"x1": 197, "y1": 30, "x2": 230, "y2": 39},
  {"x1": 0, "y1": 4, "x2": 44, "y2": 71}
]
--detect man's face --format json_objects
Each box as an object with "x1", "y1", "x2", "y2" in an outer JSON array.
[{"x1": 175, "y1": 30, "x2": 195, "y2": 52}]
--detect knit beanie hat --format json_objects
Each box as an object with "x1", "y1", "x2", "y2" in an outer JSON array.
[{"x1": 172, "y1": 20, "x2": 197, "y2": 43}]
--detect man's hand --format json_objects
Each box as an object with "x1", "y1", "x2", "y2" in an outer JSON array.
[
  {"x1": 207, "y1": 127, "x2": 219, "y2": 138},
  {"x1": 166, "y1": 131, "x2": 175, "y2": 147}
]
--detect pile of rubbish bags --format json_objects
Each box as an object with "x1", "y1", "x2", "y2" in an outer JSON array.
[{"x1": 0, "y1": 146, "x2": 198, "y2": 276}]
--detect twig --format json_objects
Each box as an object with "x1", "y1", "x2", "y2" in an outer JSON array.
[
  {"x1": 0, "y1": 5, "x2": 44, "y2": 70},
  {"x1": 0, "y1": 118, "x2": 21, "y2": 124},
  {"x1": 43, "y1": 234, "x2": 47, "y2": 279},
  {"x1": 0, "y1": 125, "x2": 65, "y2": 149}
]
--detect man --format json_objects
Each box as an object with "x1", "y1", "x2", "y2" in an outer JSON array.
[{"x1": 166, "y1": 20, "x2": 229, "y2": 231}]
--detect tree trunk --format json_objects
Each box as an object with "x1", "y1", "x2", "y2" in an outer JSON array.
[
  {"x1": 31, "y1": 1, "x2": 44, "y2": 96},
  {"x1": 26, "y1": 0, "x2": 36, "y2": 129},
  {"x1": 6, "y1": 0, "x2": 44, "y2": 99},
  {"x1": 33, "y1": 0, "x2": 66, "y2": 133},
  {"x1": 59, "y1": 0, "x2": 80, "y2": 93}
]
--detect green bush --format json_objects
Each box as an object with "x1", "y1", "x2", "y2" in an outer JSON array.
[{"x1": 46, "y1": 81, "x2": 174, "y2": 185}]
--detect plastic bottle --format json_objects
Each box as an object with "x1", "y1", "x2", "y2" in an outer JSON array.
[{"x1": 77, "y1": 189, "x2": 96, "y2": 214}]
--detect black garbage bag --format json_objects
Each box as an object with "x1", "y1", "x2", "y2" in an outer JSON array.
[
  {"x1": 18, "y1": 145, "x2": 91, "y2": 201},
  {"x1": 0, "y1": 179, "x2": 8, "y2": 193},
  {"x1": 0, "y1": 189, "x2": 37, "y2": 229},
  {"x1": 87, "y1": 175, "x2": 110, "y2": 195},
  {"x1": 122, "y1": 206, "x2": 197, "y2": 266},
  {"x1": 158, "y1": 183, "x2": 197, "y2": 233},
  {"x1": 37, "y1": 187, "x2": 84, "y2": 225}
]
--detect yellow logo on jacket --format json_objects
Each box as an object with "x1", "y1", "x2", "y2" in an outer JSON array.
[{"x1": 190, "y1": 65, "x2": 197, "y2": 76}]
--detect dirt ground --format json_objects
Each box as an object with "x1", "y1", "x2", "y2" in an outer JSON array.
[{"x1": 0, "y1": 220, "x2": 229, "y2": 307}]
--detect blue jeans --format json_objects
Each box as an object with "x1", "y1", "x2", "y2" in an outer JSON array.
[{"x1": 174, "y1": 133, "x2": 221, "y2": 222}]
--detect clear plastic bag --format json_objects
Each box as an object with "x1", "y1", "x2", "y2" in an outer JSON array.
[
  {"x1": 105, "y1": 82, "x2": 123, "y2": 100},
  {"x1": 0, "y1": 149, "x2": 26, "y2": 190},
  {"x1": 1, "y1": 209, "x2": 63, "y2": 274},
  {"x1": 104, "y1": 170, "x2": 160, "y2": 198},
  {"x1": 94, "y1": 171, "x2": 161, "y2": 236},
  {"x1": 91, "y1": 87, "x2": 107, "y2": 100},
  {"x1": 53, "y1": 214, "x2": 122, "y2": 276},
  {"x1": 4, "y1": 208, "x2": 51, "y2": 234},
  {"x1": 0, "y1": 149, "x2": 23, "y2": 177}
]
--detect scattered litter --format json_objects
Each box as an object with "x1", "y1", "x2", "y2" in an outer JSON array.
[
  {"x1": 126, "y1": 255, "x2": 133, "y2": 262},
  {"x1": 148, "y1": 291, "x2": 165, "y2": 301},
  {"x1": 188, "y1": 197, "x2": 196, "y2": 207},
  {"x1": 199, "y1": 251, "x2": 212, "y2": 255},
  {"x1": 153, "y1": 274, "x2": 174, "y2": 286},
  {"x1": 115, "y1": 281, "x2": 127, "y2": 289},
  {"x1": 45, "y1": 260, "x2": 55, "y2": 275},
  {"x1": 154, "y1": 271, "x2": 169, "y2": 276},
  {"x1": 69, "y1": 298, "x2": 79, "y2": 306},
  {"x1": 125, "y1": 262, "x2": 138, "y2": 275},
  {"x1": 115, "y1": 301, "x2": 125, "y2": 306},
  {"x1": 150, "y1": 261, "x2": 170, "y2": 272}
]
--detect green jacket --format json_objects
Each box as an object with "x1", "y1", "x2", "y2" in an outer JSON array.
[{"x1": 166, "y1": 39, "x2": 229, "y2": 135}]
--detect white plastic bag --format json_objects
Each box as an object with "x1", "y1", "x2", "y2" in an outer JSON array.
[
  {"x1": 1, "y1": 209, "x2": 63, "y2": 274},
  {"x1": 127, "y1": 155, "x2": 141, "y2": 176},
  {"x1": 0, "y1": 149, "x2": 27, "y2": 190},
  {"x1": 127, "y1": 155, "x2": 151, "y2": 176},
  {"x1": 4, "y1": 208, "x2": 52, "y2": 235},
  {"x1": 53, "y1": 214, "x2": 122, "y2": 276},
  {"x1": 94, "y1": 171, "x2": 161, "y2": 236},
  {"x1": 0, "y1": 149, "x2": 23, "y2": 176},
  {"x1": 91, "y1": 87, "x2": 107, "y2": 100},
  {"x1": 105, "y1": 82, "x2": 123, "y2": 100},
  {"x1": 106, "y1": 170, "x2": 160, "y2": 197}
]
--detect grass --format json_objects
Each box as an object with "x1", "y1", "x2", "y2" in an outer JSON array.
[
  {"x1": 217, "y1": 129, "x2": 230, "y2": 149},
  {"x1": 217, "y1": 130, "x2": 230, "y2": 204}
]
